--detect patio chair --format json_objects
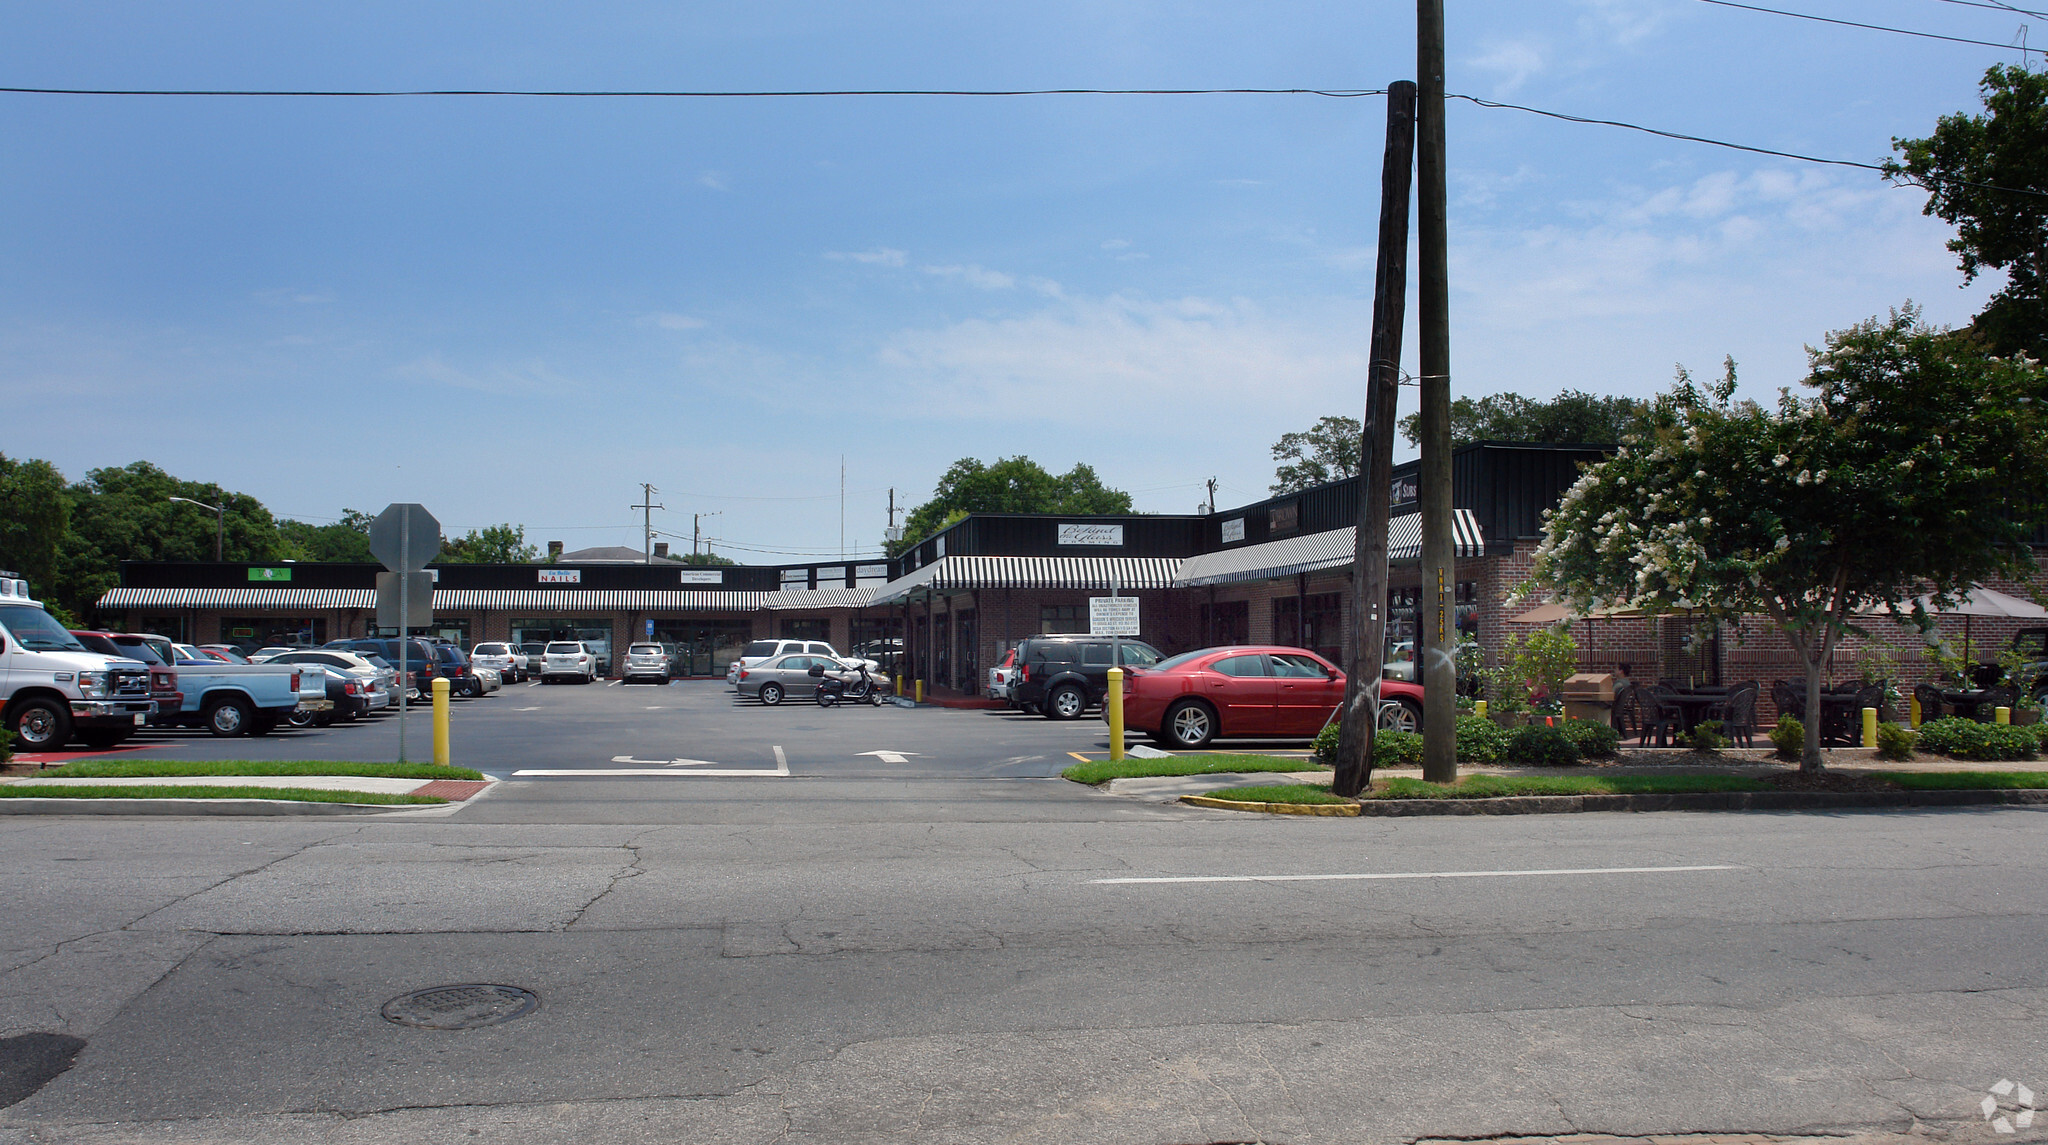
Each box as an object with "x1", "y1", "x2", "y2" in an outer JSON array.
[
  {"x1": 1913, "y1": 683, "x2": 1946, "y2": 724},
  {"x1": 1610, "y1": 679, "x2": 1638, "y2": 738},
  {"x1": 1714, "y1": 681, "x2": 1760, "y2": 748},
  {"x1": 1639, "y1": 684, "x2": 1684, "y2": 748},
  {"x1": 1771, "y1": 679, "x2": 1805, "y2": 721}
]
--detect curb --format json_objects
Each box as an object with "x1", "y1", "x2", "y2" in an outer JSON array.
[
  {"x1": 1181, "y1": 787, "x2": 2048, "y2": 817},
  {"x1": 0, "y1": 798, "x2": 419, "y2": 816},
  {"x1": 1181, "y1": 795, "x2": 1362, "y2": 816}
]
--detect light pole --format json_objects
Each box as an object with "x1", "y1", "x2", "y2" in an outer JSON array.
[{"x1": 167, "y1": 496, "x2": 225, "y2": 561}]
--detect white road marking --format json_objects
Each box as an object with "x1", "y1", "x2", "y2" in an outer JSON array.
[
  {"x1": 526, "y1": 682, "x2": 541, "y2": 688},
  {"x1": 1092, "y1": 864, "x2": 1742, "y2": 886},
  {"x1": 606, "y1": 679, "x2": 619, "y2": 687},
  {"x1": 513, "y1": 706, "x2": 540, "y2": 712},
  {"x1": 857, "y1": 750, "x2": 918, "y2": 764},
  {"x1": 643, "y1": 706, "x2": 666, "y2": 710},
  {"x1": 608, "y1": 755, "x2": 724, "y2": 766},
  {"x1": 516, "y1": 745, "x2": 791, "y2": 779}
]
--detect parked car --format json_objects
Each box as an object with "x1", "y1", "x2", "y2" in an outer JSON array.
[
  {"x1": 987, "y1": 645, "x2": 1020, "y2": 701},
  {"x1": 197, "y1": 644, "x2": 251, "y2": 663},
  {"x1": 469, "y1": 642, "x2": 527, "y2": 683},
  {"x1": 541, "y1": 641, "x2": 600, "y2": 684},
  {"x1": 736, "y1": 652, "x2": 856, "y2": 705},
  {"x1": 70, "y1": 632, "x2": 183, "y2": 727},
  {"x1": 621, "y1": 643, "x2": 672, "y2": 685},
  {"x1": 264, "y1": 649, "x2": 397, "y2": 694},
  {"x1": 287, "y1": 667, "x2": 380, "y2": 727},
  {"x1": 427, "y1": 644, "x2": 477, "y2": 695},
  {"x1": 1007, "y1": 634, "x2": 1165, "y2": 720},
  {"x1": 247, "y1": 646, "x2": 308, "y2": 663},
  {"x1": 326, "y1": 638, "x2": 443, "y2": 697},
  {"x1": 1, "y1": 576, "x2": 157, "y2": 750},
  {"x1": 470, "y1": 665, "x2": 501, "y2": 694},
  {"x1": 1119, "y1": 644, "x2": 1428, "y2": 749},
  {"x1": 726, "y1": 639, "x2": 878, "y2": 685}
]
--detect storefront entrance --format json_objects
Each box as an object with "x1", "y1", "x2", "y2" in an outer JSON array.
[{"x1": 651, "y1": 619, "x2": 754, "y2": 677}]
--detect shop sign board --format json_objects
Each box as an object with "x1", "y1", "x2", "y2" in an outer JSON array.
[
  {"x1": 539, "y1": 569, "x2": 582, "y2": 584},
  {"x1": 855, "y1": 564, "x2": 889, "y2": 579},
  {"x1": 678, "y1": 569, "x2": 722, "y2": 585},
  {"x1": 247, "y1": 568, "x2": 292, "y2": 582},
  {"x1": 1058, "y1": 523, "x2": 1124, "y2": 547},
  {"x1": 1219, "y1": 517, "x2": 1245, "y2": 545},
  {"x1": 1089, "y1": 595, "x2": 1141, "y2": 636}
]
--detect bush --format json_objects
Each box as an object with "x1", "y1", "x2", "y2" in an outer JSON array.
[
  {"x1": 1311, "y1": 721, "x2": 1341, "y2": 765},
  {"x1": 1374, "y1": 729, "x2": 1425, "y2": 768},
  {"x1": 1507, "y1": 723, "x2": 1581, "y2": 767},
  {"x1": 1558, "y1": 718, "x2": 1620, "y2": 759},
  {"x1": 1681, "y1": 719, "x2": 1728, "y2": 753},
  {"x1": 0, "y1": 727, "x2": 10, "y2": 765},
  {"x1": 1874, "y1": 721, "x2": 1916, "y2": 762},
  {"x1": 1769, "y1": 716, "x2": 1802, "y2": 761},
  {"x1": 1915, "y1": 717, "x2": 2042, "y2": 762},
  {"x1": 1456, "y1": 715, "x2": 1513, "y2": 764}
]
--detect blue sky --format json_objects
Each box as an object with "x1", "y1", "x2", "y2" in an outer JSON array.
[{"x1": 0, "y1": 1, "x2": 2021, "y2": 560}]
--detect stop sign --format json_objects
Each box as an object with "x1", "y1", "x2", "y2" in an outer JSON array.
[{"x1": 369, "y1": 503, "x2": 441, "y2": 571}]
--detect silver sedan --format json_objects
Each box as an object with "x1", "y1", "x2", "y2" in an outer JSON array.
[{"x1": 735, "y1": 654, "x2": 850, "y2": 706}]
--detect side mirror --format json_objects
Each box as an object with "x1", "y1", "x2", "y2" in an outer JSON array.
[{"x1": 807, "y1": 665, "x2": 826, "y2": 677}]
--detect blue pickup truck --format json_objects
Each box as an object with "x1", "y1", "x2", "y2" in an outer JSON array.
[{"x1": 160, "y1": 662, "x2": 320, "y2": 737}]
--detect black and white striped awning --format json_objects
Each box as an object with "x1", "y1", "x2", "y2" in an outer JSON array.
[
  {"x1": 1172, "y1": 510, "x2": 1485, "y2": 587},
  {"x1": 98, "y1": 587, "x2": 886, "y2": 612},
  {"x1": 868, "y1": 556, "x2": 1183, "y2": 604},
  {"x1": 97, "y1": 588, "x2": 378, "y2": 609}
]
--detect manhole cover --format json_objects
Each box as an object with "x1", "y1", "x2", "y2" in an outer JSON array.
[{"x1": 381, "y1": 984, "x2": 539, "y2": 1030}]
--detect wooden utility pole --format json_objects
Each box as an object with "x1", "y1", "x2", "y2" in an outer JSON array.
[
  {"x1": 1416, "y1": 0, "x2": 1457, "y2": 783},
  {"x1": 1334, "y1": 80, "x2": 1416, "y2": 799}
]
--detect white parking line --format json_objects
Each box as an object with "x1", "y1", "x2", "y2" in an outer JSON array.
[
  {"x1": 514, "y1": 744, "x2": 790, "y2": 779},
  {"x1": 1091, "y1": 864, "x2": 1741, "y2": 885}
]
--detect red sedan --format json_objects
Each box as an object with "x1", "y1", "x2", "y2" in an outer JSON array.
[{"x1": 1120, "y1": 645, "x2": 1426, "y2": 749}]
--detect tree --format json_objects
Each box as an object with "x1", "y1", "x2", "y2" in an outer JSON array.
[
  {"x1": 1527, "y1": 309, "x2": 2048, "y2": 771},
  {"x1": 677, "y1": 550, "x2": 737, "y2": 567},
  {"x1": 54, "y1": 462, "x2": 283, "y2": 618},
  {"x1": 1398, "y1": 390, "x2": 1651, "y2": 449},
  {"x1": 277, "y1": 510, "x2": 375, "y2": 562},
  {"x1": 1887, "y1": 64, "x2": 2048, "y2": 361},
  {"x1": 0, "y1": 454, "x2": 70, "y2": 590},
  {"x1": 1269, "y1": 415, "x2": 1362, "y2": 495},
  {"x1": 892, "y1": 457, "x2": 1134, "y2": 554},
  {"x1": 440, "y1": 523, "x2": 538, "y2": 563}
]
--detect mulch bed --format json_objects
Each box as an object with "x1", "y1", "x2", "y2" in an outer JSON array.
[{"x1": 1758, "y1": 771, "x2": 1903, "y2": 793}]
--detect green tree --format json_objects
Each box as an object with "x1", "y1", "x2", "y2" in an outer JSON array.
[
  {"x1": 678, "y1": 550, "x2": 738, "y2": 567},
  {"x1": 1887, "y1": 64, "x2": 2048, "y2": 360},
  {"x1": 1399, "y1": 390, "x2": 1651, "y2": 449},
  {"x1": 440, "y1": 523, "x2": 538, "y2": 563},
  {"x1": 54, "y1": 462, "x2": 284, "y2": 618},
  {"x1": 0, "y1": 454, "x2": 71, "y2": 590},
  {"x1": 276, "y1": 510, "x2": 375, "y2": 562},
  {"x1": 893, "y1": 457, "x2": 1133, "y2": 554},
  {"x1": 1269, "y1": 415, "x2": 1362, "y2": 495},
  {"x1": 1527, "y1": 309, "x2": 2048, "y2": 772}
]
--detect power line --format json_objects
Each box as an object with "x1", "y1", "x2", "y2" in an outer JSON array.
[
  {"x1": 0, "y1": 84, "x2": 1385, "y2": 99},
  {"x1": 1693, "y1": 0, "x2": 2045, "y2": 55},
  {"x1": 1928, "y1": 0, "x2": 2048, "y2": 19}
]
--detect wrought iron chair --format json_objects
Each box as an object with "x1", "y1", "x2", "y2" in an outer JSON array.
[
  {"x1": 1640, "y1": 684, "x2": 1685, "y2": 748},
  {"x1": 1771, "y1": 679, "x2": 1805, "y2": 722},
  {"x1": 1713, "y1": 681, "x2": 1760, "y2": 747}
]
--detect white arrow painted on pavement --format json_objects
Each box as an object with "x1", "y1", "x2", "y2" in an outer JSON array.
[
  {"x1": 518, "y1": 745, "x2": 789, "y2": 778},
  {"x1": 609, "y1": 755, "x2": 723, "y2": 766},
  {"x1": 856, "y1": 750, "x2": 919, "y2": 764}
]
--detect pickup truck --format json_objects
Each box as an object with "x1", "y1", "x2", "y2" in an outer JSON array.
[
  {"x1": 157, "y1": 660, "x2": 318, "y2": 737},
  {"x1": 0, "y1": 574, "x2": 157, "y2": 750}
]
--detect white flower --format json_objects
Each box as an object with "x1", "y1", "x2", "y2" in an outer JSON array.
[
  {"x1": 1898, "y1": 459, "x2": 1914, "y2": 471},
  {"x1": 1796, "y1": 470, "x2": 1812, "y2": 486},
  {"x1": 1774, "y1": 454, "x2": 1790, "y2": 468},
  {"x1": 1774, "y1": 535, "x2": 1791, "y2": 551},
  {"x1": 1699, "y1": 516, "x2": 1712, "y2": 527},
  {"x1": 1814, "y1": 469, "x2": 1828, "y2": 483}
]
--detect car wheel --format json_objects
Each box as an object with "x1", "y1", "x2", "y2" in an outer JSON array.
[
  {"x1": 760, "y1": 682, "x2": 784, "y2": 706},
  {"x1": 287, "y1": 708, "x2": 317, "y2": 728},
  {"x1": 7, "y1": 698, "x2": 72, "y2": 751},
  {"x1": 1381, "y1": 698, "x2": 1424, "y2": 734},
  {"x1": 204, "y1": 697, "x2": 253, "y2": 737},
  {"x1": 313, "y1": 712, "x2": 335, "y2": 727},
  {"x1": 1046, "y1": 684, "x2": 1086, "y2": 720},
  {"x1": 1164, "y1": 699, "x2": 1216, "y2": 749}
]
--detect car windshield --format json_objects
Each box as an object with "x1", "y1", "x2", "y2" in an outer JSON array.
[
  {"x1": 110, "y1": 638, "x2": 168, "y2": 665},
  {"x1": 546, "y1": 643, "x2": 581, "y2": 655},
  {"x1": 742, "y1": 641, "x2": 779, "y2": 658},
  {"x1": 0, "y1": 605, "x2": 87, "y2": 652}
]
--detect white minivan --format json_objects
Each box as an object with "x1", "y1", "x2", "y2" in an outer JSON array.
[
  {"x1": 541, "y1": 641, "x2": 599, "y2": 684},
  {"x1": 0, "y1": 574, "x2": 157, "y2": 751}
]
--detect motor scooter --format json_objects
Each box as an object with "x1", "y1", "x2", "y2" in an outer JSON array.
[{"x1": 809, "y1": 662, "x2": 884, "y2": 707}]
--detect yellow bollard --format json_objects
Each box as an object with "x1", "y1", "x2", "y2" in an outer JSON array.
[
  {"x1": 1861, "y1": 706, "x2": 1877, "y2": 748},
  {"x1": 1909, "y1": 695, "x2": 1921, "y2": 728},
  {"x1": 1996, "y1": 706, "x2": 2011, "y2": 725},
  {"x1": 432, "y1": 677, "x2": 451, "y2": 766},
  {"x1": 1474, "y1": 699, "x2": 1488, "y2": 719},
  {"x1": 915, "y1": 679, "x2": 924, "y2": 704},
  {"x1": 1107, "y1": 666, "x2": 1125, "y2": 762}
]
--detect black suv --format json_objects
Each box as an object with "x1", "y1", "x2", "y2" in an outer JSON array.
[{"x1": 1008, "y1": 634, "x2": 1163, "y2": 720}]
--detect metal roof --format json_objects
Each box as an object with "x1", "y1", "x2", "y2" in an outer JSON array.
[
  {"x1": 1172, "y1": 510, "x2": 1484, "y2": 587},
  {"x1": 97, "y1": 587, "x2": 884, "y2": 612},
  {"x1": 868, "y1": 556, "x2": 1184, "y2": 604}
]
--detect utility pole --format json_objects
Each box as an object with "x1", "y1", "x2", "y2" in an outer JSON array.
[
  {"x1": 1205, "y1": 477, "x2": 1218, "y2": 515},
  {"x1": 1416, "y1": 0, "x2": 1457, "y2": 784},
  {"x1": 693, "y1": 511, "x2": 721, "y2": 557},
  {"x1": 1334, "y1": 80, "x2": 1417, "y2": 799},
  {"x1": 631, "y1": 484, "x2": 664, "y2": 563}
]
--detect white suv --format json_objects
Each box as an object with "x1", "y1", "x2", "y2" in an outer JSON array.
[
  {"x1": 541, "y1": 641, "x2": 599, "y2": 684},
  {"x1": 621, "y1": 643, "x2": 671, "y2": 685},
  {"x1": 469, "y1": 642, "x2": 527, "y2": 683},
  {"x1": 725, "y1": 639, "x2": 877, "y2": 686}
]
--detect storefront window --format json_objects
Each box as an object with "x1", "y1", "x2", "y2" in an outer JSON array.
[
  {"x1": 651, "y1": 619, "x2": 754, "y2": 677},
  {"x1": 1040, "y1": 605, "x2": 1083, "y2": 634},
  {"x1": 1200, "y1": 601, "x2": 1249, "y2": 646},
  {"x1": 221, "y1": 617, "x2": 325, "y2": 650},
  {"x1": 780, "y1": 618, "x2": 831, "y2": 642}
]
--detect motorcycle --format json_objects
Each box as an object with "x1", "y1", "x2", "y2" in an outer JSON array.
[{"x1": 809, "y1": 662, "x2": 884, "y2": 707}]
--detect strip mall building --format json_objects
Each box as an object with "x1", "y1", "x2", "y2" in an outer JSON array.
[{"x1": 97, "y1": 442, "x2": 2047, "y2": 703}]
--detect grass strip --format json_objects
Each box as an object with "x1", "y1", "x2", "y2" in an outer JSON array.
[
  {"x1": 38, "y1": 760, "x2": 483, "y2": 781},
  {"x1": 1063, "y1": 753, "x2": 1320, "y2": 785},
  {"x1": 1199, "y1": 783, "x2": 1351, "y2": 805},
  {"x1": 0, "y1": 785, "x2": 444, "y2": 804},
  {"x1": 1874, "y1": 770, "x2": 2048, "y2": 790},
  {"x1": 1370, "y1": 774, "x2": 1768, "y2": 799}
]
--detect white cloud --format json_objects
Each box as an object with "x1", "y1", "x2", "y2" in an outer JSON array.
[
  {"x1": 824, "y1": 248, "x2": 908, "y2": 267},
  {"x1": 1469, "y1": 40, "x2": 1546, "y2": 94},
  {"x1": 922, "y1": 263, "x2": 1016, "y2": 290},
  {"x1": 697, "y1": 172, "x2": 730, "y2": 191}
]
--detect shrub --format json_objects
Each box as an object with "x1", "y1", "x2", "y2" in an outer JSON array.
[
  {"x1": 1507, "y1": 723, "x2": 1581, "y2": 767},
  {"x1": 1915, "y1": 717, "x2": 2042, "y2": 762},
  {"x1": 1311, "y1": 722, "x2": 1341, "y2": 765},
  {"x1": 1558, "y1": 718, "x2": 1620, "y2": 759},
  {"x1": 1681, "y1": 719, "x2": 1728, "y2": 753},
  {"x1": 1769, "y1": 717, "x2": 1802, "y2": 761},
  {"x1": 1874, "y1": 721, "x2": 1916, "y2": 762},
  {"x1": 1456, "y1": 715, "x2": 1513, "y2": 764},
  {"x1": 0, "y1": 727, "x2": 10, "y2": 764},
  {"x1": 1374, "y1": 729, "x2": 1425, "y2": 768}
]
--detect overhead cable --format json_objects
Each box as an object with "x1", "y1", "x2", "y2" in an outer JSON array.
[
  {"x1": 0, "y1": 85, "x2": 1385, "y2": 99},
  {"x1": 1693, "y1": 0, "x2": 2045, "y2": 55}
]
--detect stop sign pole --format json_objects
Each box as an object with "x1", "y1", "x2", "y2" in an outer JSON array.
[{"x1": 370, "y1": 503, "x2": 441, "y2": 763}]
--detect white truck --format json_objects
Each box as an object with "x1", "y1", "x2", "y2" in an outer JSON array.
[{"x1": 0, "y1": 574, "x2": 157, "y2": 751}]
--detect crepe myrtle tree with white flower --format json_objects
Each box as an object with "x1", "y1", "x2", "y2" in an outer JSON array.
[{"x1": 1527, "y1": 307, "x2": 2048, "y2": 771}]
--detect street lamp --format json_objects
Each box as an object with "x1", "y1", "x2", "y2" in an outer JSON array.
[{"x1": 167, "y1": 496, "x2": 225, "y2": 561}]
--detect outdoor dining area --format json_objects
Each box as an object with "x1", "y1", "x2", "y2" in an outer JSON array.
[{"x1": 1612, "y1": 678, "x2": 1762, "y2": 747}]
